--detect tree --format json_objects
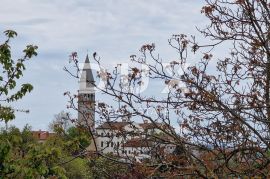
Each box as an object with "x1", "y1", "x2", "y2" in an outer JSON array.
[
  {"x1": 49, "y1": 111, "x2": 91, "y2": 154},
  {"x1": 0, "y1": 31, "x2": 72, "y2": 178},
  {"x1": 47, "y1": 121, "x2": 127, "y2": 178},
  {"x1": 65, "y1": 0, "x2": 270, "y2": 178},
  {"x1": 0, "y1": 30, "x2": 37, "y2": 123},
  {"x1": 87, "y1": 154, "x2": 130, "y2": 178},
  {"x1": 0, "y1": 31, "x2": 100, "y2": 178},
  {"x1": 62, "y1": 157, "x2": 91, "y2": 179},
  {"x1": 44, "y1": 127, "x2": 92, "y2": 179},
  {"x1": 49, "y1": 111, "x2": 72, "y2": 133},
  {"x1": 0, "y1": 124, "x2": 93, "y2": 179},
  {"x1": 0, "y1": 126, "x2": 67, "y2": 179}
]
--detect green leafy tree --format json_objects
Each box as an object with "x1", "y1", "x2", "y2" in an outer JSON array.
[
  {"x1": 49, "y1": 116, "x2": 91, "y2": 154},
  {"x1": 45, "y1": 125, "x2": 94, "y2": 179},
  {"x1": 0, "y1": 30, "x2": 37, "y2": 122},
  {"x1": 62, "y1": 158, "x2": 91, "y2": 179},
  {"x1": 0, "y1": 126, "x2": 67, "y2": 179},
  {"x1": 0, "y1": 31, "x2": 68, "y2": 178}
]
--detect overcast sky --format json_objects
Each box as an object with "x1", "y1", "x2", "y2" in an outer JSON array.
[{"x1": 0, "y1": 0, "x2": 208, "y2": 130}]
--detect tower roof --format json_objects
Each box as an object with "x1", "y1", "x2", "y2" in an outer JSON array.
[
  {"x1": 79, "y1": 54, "x2": 95, "y2": 91},
  {"x1": 83, "y1": 54, "x2": 94, "y2": 83},
  {"x1": 85, "y1": 54, "x2": 90, "y2": 63}
]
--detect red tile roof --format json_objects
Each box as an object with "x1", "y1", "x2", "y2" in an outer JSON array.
[
  {"x1": 32, "y1": 131, "x2": 55, "y2": 141},
  {"x1": 123, "y1": 138, "x2": 153, "y2": 148}
]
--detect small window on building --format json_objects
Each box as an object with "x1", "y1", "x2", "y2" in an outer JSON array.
[
  {"x1": 101, "y1": 133, "x2": 104, "y2": 137},
  {"x1": 107, "y1": 142, "x2": 109, "y2": 147},
  {"x1": 111, "y1": 142, "x2": 113, "y2": 147},
  {"x1": 128, "y1": 150, "x2": 131, "y2": 154},
  {"x1": 117, "y1": 142, "x2": 119, "y2": 147},
  {"x1": 101, "y1": 141, "x2": 104, "y2": 147}
]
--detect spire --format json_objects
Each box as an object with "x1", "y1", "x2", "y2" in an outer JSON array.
[
  {"x1": 82, "y1": 54, "x2": 94, "y2": 82},
  {"x1": 79, "y1": 54, "x2": 94, "y2": 92},
  {"x1": 85, "y1": 54, "x2": 90, "y2": 63}
]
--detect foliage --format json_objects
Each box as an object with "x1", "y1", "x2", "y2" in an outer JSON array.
[
  {"x1": 0, "y1": 30, "x2": 38, "y2": 123},
  {"x1": 0, "y1": 125, "x2": 101, "y2": 179},
  {"x1": 0, "y1": 126, "x2": 66, "y2": 179},
  {"x1": 88, "y1": 154, "x2": 130, "y2": 179},
  {"x1": 63, "y1": 157, "x2": 91, "y2": 179}
]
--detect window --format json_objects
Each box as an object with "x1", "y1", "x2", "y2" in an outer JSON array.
[
  {"x1": 117, "y1": 142, "x2": 120, "y2": 147},
  {"x1": 107, "y1": 142, "x2": 109, "y2": 147},
  {"x1": 101, "y1": 141, "x2": 104, "y2": 147},
  {"x1": 90, "y1": 94, "x2": 94, "y2": 100},
  {"x1": 111, "y1": 142, "x2": 113, "y2": 147},
  {"x1": 128, "y1": 150, "x2": 131, "y2": 154},
  {"x1": 101, "y1": 133, "x2": 104, "y2": 137}
]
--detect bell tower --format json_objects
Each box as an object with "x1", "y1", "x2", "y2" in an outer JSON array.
[{"x1": 78, "y1": 54, "x2": 95, "y2": 130}]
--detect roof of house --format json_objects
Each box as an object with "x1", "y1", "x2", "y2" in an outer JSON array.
[
  {"x1": 123, "y1": 138, "x2": 153, "y2": 148},
  {"x1": 96, "y1": 120, "x2": 174, "y2": 132},
  {"x1": 139, "y1": 123, "x2": 162, "y2": 130},
  {"x1": 96, "y1": 121, "x2": 132, "y2": 130},
  {"x1": 32, "y1": 131, "x2": 55, "y2": 141}
]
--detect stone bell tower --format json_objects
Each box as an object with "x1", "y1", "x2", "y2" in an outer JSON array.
[{"x1": 78, "y1": 54, "x2": 95, "y2": 130}]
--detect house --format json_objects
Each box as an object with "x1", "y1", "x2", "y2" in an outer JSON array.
[
  {"x1": 93, "y1": 119, "x2": 176, "y2": 161},
  {"x1": 32, "y1": 130, "x2": 55, "y2": 143}
]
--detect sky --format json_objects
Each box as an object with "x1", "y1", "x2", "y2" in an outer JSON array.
[{"x1": 0, "y1": 0, "x2": 208, "y2": 130}]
